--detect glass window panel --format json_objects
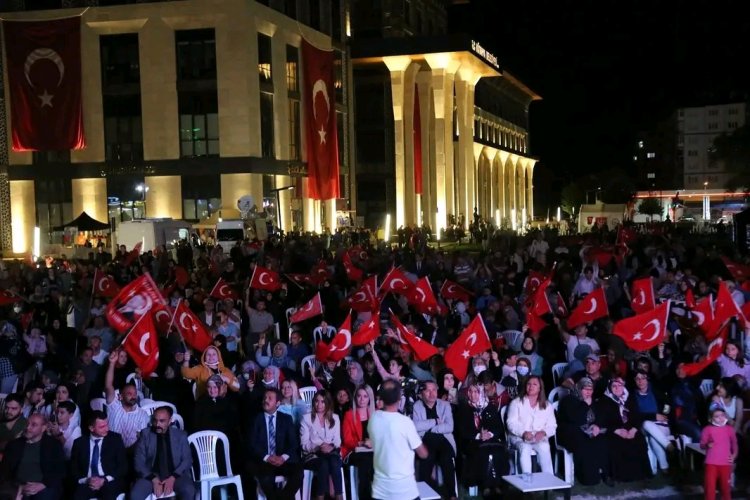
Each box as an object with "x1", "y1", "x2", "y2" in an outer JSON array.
[
  {"x1": 133, "y1": 117, "x2": 143, "y2": 142},
  {"x1": 196, "y1": 199, "x2": 209, "y2": 220},
  {"x1": 104, "y1": 117, "x2": 118, "y2": 143},
  {"x1": 181, "y1": 141, "x2": 194, "y2": 157},
  {"x1": 183, "y1": 200, "x2": 197, "y2": 220},
  {"x1": 206, "y1": 113, "x2": 219, "y2": 138},
  {"x1": 180, "y1": 115, "x2": 193, "y2": 140},
  {"x1": 193, "y1": 115, "x2": 206, "y2": 139},
  {"x1": 194, "y1": 140, "x2": 207, "y2": 156},
  {"x1": 208, "y1": 140, "x2": 220, "y2": 156}
]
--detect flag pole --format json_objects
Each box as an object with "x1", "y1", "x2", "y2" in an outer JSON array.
[{"x1": 116, "y1": 306, "x2": 152, "y2": 350}]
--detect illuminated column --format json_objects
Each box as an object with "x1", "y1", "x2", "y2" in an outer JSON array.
[
  {"x1": 271, "y1": 30, "x2": 294, "y2": 232},
  {"x1": 526, "y1": 159, "x2": 537, "y2": 221},
  {"x1": 496, "y1": 150, "x2": 509, "y2": 220},
  {"x1": 424, "y1": 55, "x2": 459, "y2": 232},
  {"x1": 384, "y1": 56, "x2": 418, "y2": 228},
  {"x1": 324, "y1": 199, "x2": 336, "y2": 232},
  {"x1": 72, "y1": 178, "x2": 108, "y2": 223},
  {"x1": 416, "y1": 72, "x2": 433, "y2": 228},
  {"x1": 221, "y1": 174, "x2": 263, "y2": 214},
  {"x1": 10, "y1": 180, "x2": 35, "y2": 254},
  {"x1": 145, "y1": 176, "x2": 182, "y2": 219},
  {"x1": 518, "y1": 158, "x2": 527, "y2": 216},
  {"x1": 455, "y1": 73, "x2": 479, "y2": 229},
  {"x1": 72, "y1": 19, "x2": 105, "y2": 163}
]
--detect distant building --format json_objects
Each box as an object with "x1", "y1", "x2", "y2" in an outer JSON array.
[{"x1": 633, "y1": 113, "x2": 679, "y2": 191}]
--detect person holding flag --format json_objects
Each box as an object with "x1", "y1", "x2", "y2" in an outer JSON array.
[{"x1": 180, "y1": 346, "x2": 240, "y2": 398}]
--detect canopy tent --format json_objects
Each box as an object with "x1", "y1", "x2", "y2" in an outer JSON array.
[
  {"x1": 53, "y1": 211, "x2": 110, "y2": 232},
  {"x1": 193, "y1": 208, "x2": 242, "y2": 229}
]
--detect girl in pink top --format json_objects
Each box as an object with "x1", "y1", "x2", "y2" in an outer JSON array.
[{"x1": 700, "y1": 408, "x2": 738, "y2": 500}]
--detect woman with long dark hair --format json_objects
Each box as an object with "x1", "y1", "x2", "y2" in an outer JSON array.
[{"x1": 300, "y1": 390, "x2": 344, "y2": 500}]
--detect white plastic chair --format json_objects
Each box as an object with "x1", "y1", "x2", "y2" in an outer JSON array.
[
  {"x1": 90, "y1": 398, "x2": 107, "y2": 412},
  {"x1": 299, "y1": 386, "x2": 317, "y2": 407},
  {"x1": 274, "y1": 322, "x2": 281, "y2": 340},
  {"x1": 171, "y1": 413, "x2": 184, "y2": 430},
  {"x1": 302, "y1": 467, "x2": 347, "y2": 500},
  {"x1": 501, "y1": 405, "x2": 537, "y2": 474},
  {"x1": 551, "y1": 362, "x2": 567, "y2": 387},
  {"x1": 548, "y1": 387, "x2": 569, "y2": 404},
  {"x1": 140, "y1": 398, "x2": 155, "y2": 407},
  {"x1": 187, "y1": 431, "x2": 244, "y2": 500},
  {"x1": 126, "y1": 372, "x2": 147, "y2": 400},
  {"x1": 700, "y1": 379, "x2": 715, "y2": 397},
  {"x1": 501, "y1": 329, "x2": 524, "y2": 351},
  {"x1": 301, "y1": 355, "x2": 320, "y2": 379},
  {"x1": 256, "y1": 476, "x2": 302, "y2": 500},
  {"x1": 313, "y1": 325, "x2": 336, "y2": 344},
  {"x1": 141, "y1": 401, "x2": 178, "y2": 415},
  {"x1": 551, "y1": 401, "x2": 575, "y2": 484}
]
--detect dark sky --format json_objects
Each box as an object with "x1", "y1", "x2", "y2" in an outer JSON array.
[{"x1": 451, "y1": 0, "x2": 750, "y2": 199}]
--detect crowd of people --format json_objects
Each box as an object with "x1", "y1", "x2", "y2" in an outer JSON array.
[{"x1": 0, "y1": 224, "x2": 748, "y2": 500}]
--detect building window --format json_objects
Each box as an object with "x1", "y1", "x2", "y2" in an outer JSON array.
[
  {"x1": 35, "y1": 178, "x2": 72, "y2": 242},
  {"x1": 647, "y1": 152, "x2": 656, "y2": 159},
  {"x1": 175, "y1": 29, "x2": 217, "y2": 81},
  {"x1": 289, "y1": 99, "x2": 300, "y2": 160},
  {"x1": 181, "y1": 174, "x2": 220, "y2": 221},
  {"x1": 687, "y1": 150, "x2": 698, "y2": 157},
  {"x1": 258, "y1": 33, "x2": 273, "y2": 87},
  {"x1": 334, "y1": 51, "x2": 344, "y2": 104},
  {"x1": 729, "y1": 108, "x2": 738, "y2": 115},
  {"x1": 179, "y1": 93, "x2": 219, "y2": 157},
  {"x1": 708, "y1": 122, "x2": 718, "y2": 130},
  {"x1": 286, "y1": 45, "x2": 299, "y2": 92},
  {"x1": 260, "y1": 91, "x2": 275, "y2": 158},
  {"x1": 337, "y1": 110, "x2": 345, "y2": 167},
  {"x1": 708, "y1": 109, "x2": 718, "y2": 116},
  {"x1": 100, "y1": 33, "x2": 140, "y2": 86},
  {"x1": 32, "y1": 150, "x2": 70, "y2": 165},
  {"x1": 103, "y1": 94, "x2": 143, "y2": 162}
]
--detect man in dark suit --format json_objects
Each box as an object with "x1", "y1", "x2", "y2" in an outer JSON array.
[
  {"x1": 0, "y1": 413, "x2": 66, "y2": 499},
  {"x1": 248, "y1": 388, "x2": 302, "y2": 500},
  {"x1": 131, "y1": 406, "x2": 194, "y2": 500},
  {"x1": 70, "y1": 410, "x2": 127, "y2": 500}
]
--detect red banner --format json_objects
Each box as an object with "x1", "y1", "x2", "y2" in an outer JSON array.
[
  {"x1": 413, "y1": 85, "x2": 423, "y2": 194},
  {"x1": 105, "y1": 274, "x2": 167, "y2": 334},
  {"x1": 3, "y1": 17, "x2": 85, "y2": 151},
  {"x1": 301, "y1": 41, "x2": 340, "y2": 200}
]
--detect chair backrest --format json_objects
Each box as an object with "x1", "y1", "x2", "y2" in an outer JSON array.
[
  {"x1": 285, "y1": 308, "x2": 295, "y2": 325},
  {"x1": 90, "y1": 398, "x2": 107, "y2": 412},
  {"x1": 301, "y1": 355, "x2": 319, "y2": 379},
  {"x1": 552, "y1": 400, "x2": 559, "y2": 413},
  {"x1": 274, "y1": 322, "x2": 280, "y2": 340},
  {"x1": 141, "y1": 401, "x2": 178, "y2": 415},
  {"x1": 140, "y1": 398, "x2": 155, "y2": 407},
  {"x1": 188, "y1": 430, "x2": 233, "y2": 481},
  {"x1": 500, "y1": 404, "x2": 508, "y2": 425},
  {"x1": 501, "y1": 330, "x2": 524, "y2": 351},
  {"x1": 299, "y1": 386, "x2": 317, "y2": 405},
  {"x1": 548, "y1": 386, "x2": 569, "y2": 404},
  {"x1": 700, "y1": 379, "x2": 715, "y2": 397},
  {"x1": 171, "y1": 413, "x2": 184, "y2": 429},
  {"x1": 0, "y1": 393, "x2": 7, "y2": 413},
  {"x1": 551, "y1": 362, "x2": 567, "y2": 387}
]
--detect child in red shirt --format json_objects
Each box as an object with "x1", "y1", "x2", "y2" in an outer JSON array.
[{"x1": 700, "y1": 408, "x2": 738, "y2": 500}]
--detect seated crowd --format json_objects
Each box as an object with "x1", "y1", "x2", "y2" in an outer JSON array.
[{"x1": 0, "y1": 227, "x2": 748, "y2": 500}]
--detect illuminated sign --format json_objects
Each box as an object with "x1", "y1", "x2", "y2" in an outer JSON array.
[
  {"x1": 471, "y1": 40, "x2": 499, "y2": 69},
  {"x1": 288, "y1": 164, "x2": 308, "y2": 176}
]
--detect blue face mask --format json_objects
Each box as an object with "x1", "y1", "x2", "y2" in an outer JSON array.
[{"x1": 516, "y1": 366, "x2": 530, "y2": 376}]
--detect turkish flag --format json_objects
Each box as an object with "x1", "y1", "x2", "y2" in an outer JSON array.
[
  {"x1": 707, "y1": 281, "x2": 744, "y2": 339},
  {"x1": 3, "y1": 17, "x2": 85, "y2": 151},
  {"x1": 250, "y1": 265, "x2": 282, "y2": 291},
  {"x1": 631, "y1": 277, "x2": 656, "y2": 314},
  {"x1": 174, "y1": 300, "x2": 212, "y2": 352},
  {"x1": 388, "y1": 310, "x2": 438, "y2": 361},
  {"x1": 0, "y1": 289, "x2": 23, "y2": 306},
  {"x1": 567, "y1": 288, "x2": 608, "y2": 328},
  {"x1": 290, "y1": 293, "x2": 323, "y2": 324},
  {"x1": 209, "y1": 278, "x2": 238, "y2": 301},
  {"x1": 123, "y1": 241, "x2": 143, "y2": 268},
  {"x1": 444, "y1": 314, "x2": 492, "y2": 381},
  {"x1": 151, "y1": 302, "x2": 173, "y2": 336},
  {"x1": 352, "y1": 312, "x2": 381, "y2": 345},
  {"x1": 555, "y1": 292, "x2": 569, "y2": 318},
  {"x1": 527, "y1": 277, "x2": 552, "y2": 318},
  {"x1": 614, "y1": 301, "x2": 670, "y2": 351},
  {"x1": 285, "y1": 273, "x2": 313, "y2": 287},
  {"x1": 346, "y1": 276, "x2": 379, "y2": 313},
  {"x1": 301, "y1": 40, "x2": 339, "y2": 200},
  {"x1": 720, "y1": 256, "x2": 750, "y2": 281},
  {"x1": 527, "y1": 311, "x2": 549, "y2": 334},
  {"x1": 413, "y1": 84, "x2": 423, "y2": 194},
  {"x1": 525, "y1": 270, "x2": 546, "y2": 295},
  {"x1": 690, "y1": 296, "x2": 714, "y2": 334},
  {"x1": 406, "y1": 277, "x2": 440, "y2": 315},
  {"x1": 342, "y1": 252, "x2": 364, "y2": 282},
  {"x1": 379, "y1": 267, "x2": 414, "y2": 296},
  {"x1": 121, "y1": 312, "x2": 159, "y2": 377},
  {"x1": 174, "y1": 266, "x2": 190, "y2": 288},
  {"x1": 682, "y1": 323, "x2": 729, "y2": 377},
  {"x1": 92, "y1": 269, "x2": 120, "y2": 298},
  {"x1": 685, "y1": 288, "x2": 697, "y2": 309},
  {"x1": 315, "y1": 313, "x2": 352, "y2": 362},
  {"x1": 440, "y1": 280, "x2": 472, "y2": 303},
  {"x1": 105, "y1": 273, "x2": 167, "y2": 334},
  {"x1": 309, "y1": 260, "x2": 333, "y2": 286}
]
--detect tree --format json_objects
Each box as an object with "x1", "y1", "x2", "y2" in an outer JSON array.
[
  {"x1": 711, "y1": 125, "x2": 750, "y2": 191},
  {"x1": 638, "y1": 197, "x2": 663, "y2": 222},
  {"x1": 560, "y1": 182, "x2": 585, "y2": 217}
]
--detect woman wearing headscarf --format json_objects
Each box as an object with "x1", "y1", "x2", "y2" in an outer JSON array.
[
  {"x1": 520, "y1": 335, "x2": 544, "y2": 376},
  {"x1": 193, "y1": 375, "x2": 240, "y2": 471},
  {"x1": 557, "y1": 377, "x2": 612, "y2": 486},
  {"x1": 181, "y1": 346, "x2": 240, "y2": 398},
  {"x1": 596, "y1": 376, "x2": 652, "y2": 482},
  {"x1": 255, "y1": 340, "x2": 294, "y2": 375}
]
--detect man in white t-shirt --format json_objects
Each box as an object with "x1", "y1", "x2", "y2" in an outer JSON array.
[{"x1": 368, "y1": 379, "x2": 428, "y2": 500}]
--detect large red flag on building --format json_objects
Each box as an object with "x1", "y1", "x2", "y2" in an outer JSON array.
[
  {"x1": 444, "y1": 314, "x2": 492, "y2": 381},
  {"x1": 413, "y1": 84, "x2": 423, "y2": 194},
  {"x1": 2, "y1": 17, "x2": 85, "y2": 151},
  {"x1": 121, "y1": 311, "x2": 159, "y2": 377},
  {"x1": 105, "y1": 273, "x2": 167, "y2": 334},
  {"x1": 301, "y1": 40, "x2": 339, "y2": 200}
]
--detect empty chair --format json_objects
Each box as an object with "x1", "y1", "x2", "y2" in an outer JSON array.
[
  {"x1": 501, "y1": 330, "x2": 524, "y2": 351},
  {"x1": 187, "y1": 430, "x2": 244, "y2": 500},
  {"x1": 313, "y1": 325, "x2": 337, "y2": 345},
  {"x1": 551, "y1": 362, "x2": 568, "y2": 387},
  {"x1": 548, "y1": 387, "x2": 569, "y2": 405},
  {"x1": 299, "y1": 386, "x2": 317, "y2": 407}
]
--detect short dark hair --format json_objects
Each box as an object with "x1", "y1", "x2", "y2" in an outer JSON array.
[
  {"x1": 265, "y1": 387, "x2": 282, "y2": 402},
  {"x1": 57, "y1": 400, "x2": 77, "y2": 414},
  {"x1": 154, "y1": 405, "x2": 174, "y2": 418},
  {"x1": 87, "y1": 410, "x2": 107, "y2": 428},
  {"x1": 477, "y1": 370, "x2": 494, "y2": 385},
  {"x1": 378, "y1": 379, "x2": 401, "y2": 406},
  {"x1": 4, "y1": 393, "x2": 24, "y2": 406},
  {"x1": 24, "y1": 381, "x2": 44, "y2": 394}
]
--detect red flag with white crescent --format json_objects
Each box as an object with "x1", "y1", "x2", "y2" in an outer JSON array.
[
  {"x1": 440, "y1": 280, "x2": 473, "y2": 303},
  {"x1": 444, "y1": 314, "x2": 492, "y2": 381},
  {"x1": 0, "y1": 288, "x2": 24, "y2": 306},
  {"x1": 525, "y1": 270, "x2": 547, "y2": 295},
  {"x1": 151, "y1": 302, "x2": 173, "y2": 336},
  {"x1": 352, "y1": 312, "x2": 381, "y2": 346},
  {"x1": 707, "y1": 281, "x2": 745, "y2": 339},
  {"x1": 681, "y1": 322, "x2": 730, "y2": 377},
  {"x1": 309, "y1": 260, "x2": 333, "y2": 286},
  {"x1": 290, "y1": 293, "x2": 323, "y2": 324},
  {"x1": 92, "y1": 269, "x2": 120, "y2": 298},
  {"x1": 691, "y1": 296, "x2": 714, "y2": 334},
  {"x1": 250, "y1": 265, "x2": 282, "y2": 291},
  {"x1": 720, "y1": 256, "x2": 750, "y2": 281},
  {"x1": 174, "y1": 300, "x2": 213, "y2": 352},
  {"x1": 346, "y1": 275, "x2": 379, "y2": 313},
  {"x1": 379, "y1": 267, "x2": 414, "y2": 296},
  {"x1": 567, "y1": 288, "x2": 608, "y2": 329},
  {"x1": 555, "y1": 292, "x2": 569, "y2": 318},
  {"x1": 613, "y1": 301, "x2": 670, "y2": 351},
  {"x1": 315, "y1": 313, "x2": 352, "y2": 362},
  {"x1": 342, "y1": 251, "x2": 364, "y2": 282},
  {"x1": 406, "y1": 277, "x2": 440, "y2": 315},
  {"x1": 301, "y1": 41, "x2": 339, "y2": 200},
  {"x1": 631, "y1": 277, "x2": 656, "y2": 314},
  {"x1": 105, "y1": 273, "x2": 167, "y2": 334},
  {"x1": 123, "y1": 241, "x2": 143, "y2": 268},
  {"x1": 209, "y1": 277, "x2": 238, "y2": 301},
  {"x1": 122, "y1": 311, "x2": 160, "y2": 377},
  {"x1": 388, "y1": 310, "x2": 438, "y2": 361}
]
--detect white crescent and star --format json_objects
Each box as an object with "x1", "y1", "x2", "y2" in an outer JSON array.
[
  {"x1": 390, "y1": 278, "x2": 404, "y2": 290},
  {"x1": 219, "y1": 284, "x2": 231, "y2": 297},
  {"x1": 692, "y1": 311, "x2": 706, "y2": 325},
  {"x1": 466, "y1": 333, "x2": 478, "y2": 347},
  {"x1": 415, "y1": 288, "x2": 427, "y2": 303},
  {"x1": 635, "y1": 290, "x2": 646, "y2": 306},
  {"x1": 155, "y1": 310, "x2": 169, "y2": 325},
  {"x1": 138, "y1": 332, "x2": 152, "y2": 356},
  {"x1": 258, "y1": 272, "x2": 271, "y2": 286},
  {"x1": 332, "y1": 328, "x2": 352, "y2": 352},
  {"x1": 97, "y1": 277, "x2": 108, "y2": 292},
  {"x1": 584, "y1": 298, "x2": 598, "y2": 315},
  {"x1": 312, "y1": 79, "x2": 331, "y2": 145},
  {"x1": 24, "y1": 48, "x2": 65, "y2": 108},
  {"x1": 352, "y1": 291, "x2": 367, "y2": 303},
  {"x1": 642, "y1": 319, "x2": 661, "y2": 342}
]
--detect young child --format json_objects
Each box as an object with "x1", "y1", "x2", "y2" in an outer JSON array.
[{"x1": 700, "y1": 408, "x2": 738, "y2": 500}]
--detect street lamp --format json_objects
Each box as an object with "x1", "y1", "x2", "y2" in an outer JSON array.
[
  {"x1": 269, "y1": 186, "x2": 295, "y2": 233},
  {"x1": 135, "y1": 183, "x2": 149, "y2": 218}
]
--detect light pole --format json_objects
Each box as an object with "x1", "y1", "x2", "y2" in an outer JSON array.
[
  {"x1": 703, "y1": 181, "x2": 709, "y2": 221},
  {"x1": 135, "y1": 183, "x2": 149, "y2": 218},
  {"x1": 270, "y1": 186, "x2": 295, "y2": 233}
]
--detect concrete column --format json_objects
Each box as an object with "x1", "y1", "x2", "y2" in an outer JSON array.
[
  {"x1": 508, "y1": 155, "x2": 518, "y2": 225},
  {"x1": 518, "y1": 158, "x2": 526, "y2": 214},
  {"x1": 526, "y1": 159, "x2": 536, "y2": 220},
  {"x1": 325, "y1": 199, "x2": 336, "y2": 233},
  {"x1": 72, "y1": 19, "x2": 105, "y2": 163},
  {"x1": 496, "y1": 150, "x2": 509, "y2": 221},
  {"x1": 140, "y1": 18, "x2": 180, "y2": 160},
  {"x1": 275, "y1": 176, "x2": 293, "y2": 232},
  {"x1": 383, "y1": 56, "x2": 419, "y2": 229},
  {"x1": 271, "y1": 30, "x2": 293, "y2": 232},
  {"x1": 455, "y1": 74, "x2": 478, "y2": 229},
  {"x1": 72, "y1": 178, "x2": 108, "y2": 224},
  {"x1": 221, "y1": 174, "x2": 263, "y2": 214},
  {"x1": 145, "y1": 176, "x2": 182, "y2": 219},
  {"x1": 416, "y1": 72, "x2": 432, "y2": 229},
  {"x1": 10, "y1": 180, "x2": 35, "y2": 254}
]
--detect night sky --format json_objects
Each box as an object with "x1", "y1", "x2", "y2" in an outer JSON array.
[{"x1": 451, "y1": 0, "x2": 750, "y2": 205}]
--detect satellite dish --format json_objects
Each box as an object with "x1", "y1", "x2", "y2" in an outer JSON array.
[{"x1": 238, "y1": 195, "x2": 255, "y2": 217}]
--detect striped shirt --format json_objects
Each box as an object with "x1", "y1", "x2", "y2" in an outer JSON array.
[{"x1": 106, "y1": 399, "x2": 149, "y2": 448}]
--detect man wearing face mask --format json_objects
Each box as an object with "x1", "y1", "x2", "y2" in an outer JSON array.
[{"x1": 132, "y1": 407, "x2": 194, "y2": 500}]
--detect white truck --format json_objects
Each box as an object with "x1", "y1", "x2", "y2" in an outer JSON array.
[{"x1": 116, "y1": 219, "x2": 192, "y2": 253}]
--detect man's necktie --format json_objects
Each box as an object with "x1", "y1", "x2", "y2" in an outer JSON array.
[
  {"x1": 268, "y1": 415, "x2": 276, "y2": 455},
  {"x1": 91, "y1": 439, "x2": 101, "y2": 477}
]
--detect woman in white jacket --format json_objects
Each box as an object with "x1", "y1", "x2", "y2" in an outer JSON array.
[
  {"x1": 300, "y1": 390, "x2": 344, "y2": 500},
  {"x1": 506, "y1": 376, "x2": 557, "y2": 474}
]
